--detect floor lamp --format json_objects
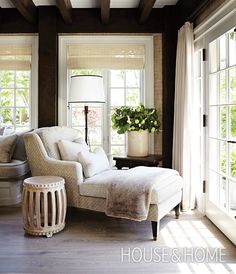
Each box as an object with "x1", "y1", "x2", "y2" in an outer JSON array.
[{"x1": 69, "y1": 75, "x2": 105, "y2": 144}]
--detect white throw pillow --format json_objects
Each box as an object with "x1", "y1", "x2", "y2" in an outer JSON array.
[
  {"x1": 38, "y1": 127, "x2": 80, "y2": 159},
  {"x1": 78, "y1": 147, "x2": 110, "y2": 178},
  {"x1": 58, "y1": 139, "x2": 89, "y2": 161}
]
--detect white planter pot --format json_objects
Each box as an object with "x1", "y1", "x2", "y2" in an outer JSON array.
[{"x1": 127, "y1": 130, "x2": 149, "y2": 157}]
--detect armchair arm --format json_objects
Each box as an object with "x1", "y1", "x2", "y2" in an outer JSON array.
[
  {"x1": 24, "y1": 133, "x2": 83, "y2": 207},
  {"x1": 42, "y1": 157, "x2": 83, "y2": 184},
  {"x1": 40, "y1": 157, "x2": 83, "y2": 207}
]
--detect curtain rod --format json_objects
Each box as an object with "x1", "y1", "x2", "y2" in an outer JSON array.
[{"x1": 187, "y1": 0, "x2": 213, "y2": 22}]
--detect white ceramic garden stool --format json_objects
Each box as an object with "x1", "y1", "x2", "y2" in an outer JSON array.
[{"x1": 22, "y1": 176, "x2": 67, "y2": 237}]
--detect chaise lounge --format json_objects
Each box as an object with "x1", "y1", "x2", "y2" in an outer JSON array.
[{"x1": 24, "y1": 126, "x2": 183, "y2": 240}]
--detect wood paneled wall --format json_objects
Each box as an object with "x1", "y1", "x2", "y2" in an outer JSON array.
[
  {"x1": 154, "y1": 34, "x2": 163, "y2": 156},
  {"x1": 38, "y1": 7, "x2": 58, "y2": 127},
  {"x1": 162, "y1": 6, "x2": 178, "y2": 167}
]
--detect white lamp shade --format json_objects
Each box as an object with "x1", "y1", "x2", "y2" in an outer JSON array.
[{"x1": 69, "y1": 75, "x2": 105, "y2": 103}]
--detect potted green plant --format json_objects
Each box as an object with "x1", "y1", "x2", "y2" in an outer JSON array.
[{"x1": 112, "y1": 103, "x2": 161, "y2": 157}]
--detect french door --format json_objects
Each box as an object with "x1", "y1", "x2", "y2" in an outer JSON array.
[{"x1": 206, "y1": 26, "x2": 236, "y2": 244}]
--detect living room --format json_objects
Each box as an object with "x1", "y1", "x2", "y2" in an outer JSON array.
[{"x1": 0, "y1": 0, "x2": 235, "y2": 273}]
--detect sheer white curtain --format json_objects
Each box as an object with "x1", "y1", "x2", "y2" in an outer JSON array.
[{"x1": 172, "y1": 22, "x2": 200, "y2": 211}]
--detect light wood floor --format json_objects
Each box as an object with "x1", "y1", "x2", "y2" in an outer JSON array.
[{"x1": 0, "y1": 207, "x2": 235, "y2": 274}]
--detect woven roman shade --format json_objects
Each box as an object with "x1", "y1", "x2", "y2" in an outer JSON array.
[
  {"x1": 67, "y1": 44, "x2": 145, "y2": 69},
  {"x1": 0, "y1": 45, "x2": 31, "y2": 70}
]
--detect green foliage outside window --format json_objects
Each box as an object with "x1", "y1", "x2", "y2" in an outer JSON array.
[
  {"x1": 0, "y1": 70, "x2": 30, "y2": 129},
  {"x1": 219, "y1": 65, "x2": 236, "y2": 177}
]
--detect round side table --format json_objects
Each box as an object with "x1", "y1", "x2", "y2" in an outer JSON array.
[{"x1": 22, "y1": 176, "x2": 67, "y2": 237}]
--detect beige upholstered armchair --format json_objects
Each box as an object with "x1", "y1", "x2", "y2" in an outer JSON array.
[{"x1": 24, "y1": 127, "x2": 182, "y2": 240}]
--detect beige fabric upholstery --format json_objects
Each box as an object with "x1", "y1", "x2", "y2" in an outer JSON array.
[
  {"x1": 37, "y1": 126, "x2": 80, "y2": 159},
  {"x1": 24, "y1": 127, "x2": 182, "y2": 223},
  {"x1": 0, "y1": 160, "x2": 29, "y2": 179},
  {"x1": 24, "y1": 131, "x2": 83, "y2": 207},
  {"x1": 80, "y1": 169, "x2": 183, "y2": 204},
  {"x1": 13, "y1": 130, "x2": 33, "y2": 161},
  {"x1": 0, "y1": 135, "x2": 17, "y2": 163},
  {"x1": 77, "y1": 191, "x2": 182, "y2": 221}
]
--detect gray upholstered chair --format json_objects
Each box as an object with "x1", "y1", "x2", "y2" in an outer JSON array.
[
  {"x1": 24, "y1": 126, "x2": 182, "y2": 240},
  {"x1": 0, "y1": 133, "x2": 30, "y2": 205}
]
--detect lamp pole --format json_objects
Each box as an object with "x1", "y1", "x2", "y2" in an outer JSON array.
[{"x1": 84, "y1": 105, "x2": 89, "y2": 144}]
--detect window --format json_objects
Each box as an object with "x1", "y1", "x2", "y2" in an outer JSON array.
[
  {"x1": 109, "y1": 70, "x2": 141, "y2": 156},
  {"x1": 68, "y1": 69, "x2": 142, "y2": 155},
  {"x1": 58, "y1": 36, "x2": 154, "y2": 156},
  {"x1": 0, "y1": 37, "x2": 38, "y2": 132},
  {"x1": 0, "y1": 71, "x2": 30, "y2": 132}
]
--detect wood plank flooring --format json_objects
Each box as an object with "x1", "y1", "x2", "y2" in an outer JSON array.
[{"x1": 0, "y1": 207, "x2": 235, "y2": 274}]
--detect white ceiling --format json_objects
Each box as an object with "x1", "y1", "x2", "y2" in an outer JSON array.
[{"x1": 0, "y1": 0, "x2": 178, "y2": 9}]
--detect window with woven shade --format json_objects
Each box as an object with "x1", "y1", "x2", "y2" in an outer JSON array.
[
  {"x1": 58, "y1": 36, "x2": 153, "y2": 157},
  {"x1": 0, "y1": 38, "x2": 37, "y2": 132},
  {"x1": 67, "y1": 44, "x2": 145, "y2": 70}
]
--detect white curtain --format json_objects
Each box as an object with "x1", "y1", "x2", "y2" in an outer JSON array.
[{"x1": 172, "y1": 22, "x2": 200, "y2": 211}]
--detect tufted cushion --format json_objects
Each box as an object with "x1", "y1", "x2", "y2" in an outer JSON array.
[
  {"x1": 0, "y1": 159, "x2": 29, "y2": 179},
  {"x1": 0, "y1": 135, "x2": 17, "y2": 163},
  {"x1": 37, "y1": 126, "x2": 80, "y2": 159},
  {"x1": 58, "y1": 138, "x2": 89, "y2": 162}
]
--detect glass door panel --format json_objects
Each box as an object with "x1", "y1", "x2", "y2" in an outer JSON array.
[
  {"x1": 207, "y1": 28, "x2": 236, "y2": 220},
  {"x1": 219, "y1": 176, "x2": 227, "y2": 210},
  {"x1": 209, "y1": 106, "x2": 218, "y2": 137},
  {"x1": 229, "y1": 180, "x2": 236, "y2": 217},
  {"x1": 209, "y1": 171, "x2": 219, "y2": 205},
  {"x1": 229, "y1": 30, "x2": 236, "y2": 66},
  {"x1": 229, "y1": 68, "x2": 236, "y2": 103}
]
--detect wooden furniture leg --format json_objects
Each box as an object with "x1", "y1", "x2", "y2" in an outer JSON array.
[
  {"x1": 151, "y1": 221, "x2": 160, "y2": 241},
  {"x1": 174, "y1": 203, "x2": 180, "y2": 219}
]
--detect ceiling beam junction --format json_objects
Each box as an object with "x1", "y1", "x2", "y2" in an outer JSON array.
[
  {"x1": 10, "y1": 0, "x2": 37, "y2": 23},
  {"x1": 101, "y1": 0, "x2": 110, "y2": 24},
  {"x1": 56, "y1": 0, "x2": 72, "y2": 24},
  {"x1": 139, "y1": 0, "x2": 156, "y2": 24}
]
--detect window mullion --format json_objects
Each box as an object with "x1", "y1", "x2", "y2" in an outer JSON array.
[
  {"x1": 14, "y1": 70, "x2": 16, "y2": 131},
  {"x1": 226, "y1": 31, "x2": 230, "y2": 213},
  {"x1": 104, "y1": 70, "x2": 110, "y2": 155}
]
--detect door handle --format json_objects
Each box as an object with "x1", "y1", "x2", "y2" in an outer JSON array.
[{"x1": 227, "y1": 140, "x2": 236, "y2": 144}]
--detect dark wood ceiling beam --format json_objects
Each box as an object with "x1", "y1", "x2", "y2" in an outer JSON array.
[
  {"x1": 56, "y1": 0, "x2": 72, "y2": 24},
  {"x1": 10, "y1": 0, "x2": 37, "y2": 23},
  {"x1": 139, "y1": 0, "x2": 156, "y2": 24},
  {"x1": 101, "y1": 0, "x2": 110, "y2": 24}
]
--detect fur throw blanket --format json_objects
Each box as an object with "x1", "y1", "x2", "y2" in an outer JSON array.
[{"x1": 105, "y1": 166, "x2": 179, "y2": 221}]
